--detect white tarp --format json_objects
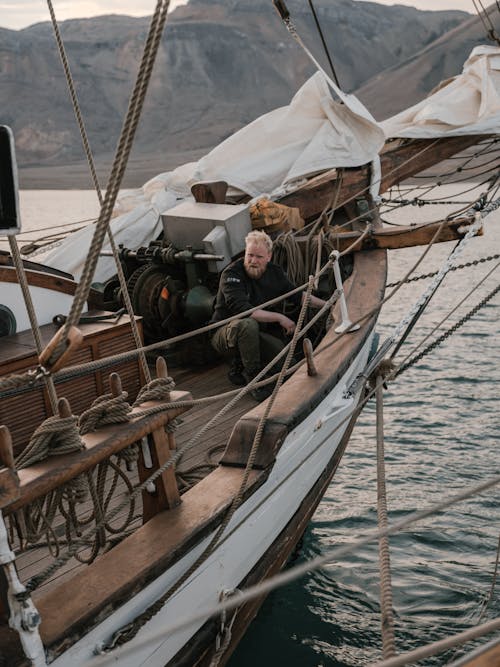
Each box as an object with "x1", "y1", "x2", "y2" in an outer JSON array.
[
  {"x1": 382, "y1": 45, "x2": 500, "y2": 138},
  {"x1": 42, "y1": 176, "x2": 177, "y2": 283},
  {"x1": 44, "y1": 71, "x2": 384, "y2": 281},
  {"x1": 187, "y1": 70, "x2": 385, "y2": 199}
]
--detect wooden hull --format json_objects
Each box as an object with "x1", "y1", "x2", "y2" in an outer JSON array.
[
  {"x1": 46, "y1": 334, "x2": 375, "y2": 667},
  {"x1": 31, "y1": 247, "x2": 386, "y2": 667},
  {"x1": 174, "y1": 386, "x2": 364, "y2": 667}
]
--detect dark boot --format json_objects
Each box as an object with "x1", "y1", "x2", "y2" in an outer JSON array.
[
  {"x1": 227, "y1": 352, "x2": 246, "y2": 386},
  {"x1": 243, "y1": 367, "x2": 274, "y2": 402}
]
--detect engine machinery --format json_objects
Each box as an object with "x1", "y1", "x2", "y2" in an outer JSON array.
[{"x1": 98, "y1": 201, "x2": 253, "y2": 359}]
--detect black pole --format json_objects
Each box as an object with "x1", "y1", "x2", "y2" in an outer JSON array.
[{"x1": 307, "y1": 0, "x2": 341, "y2": 88}]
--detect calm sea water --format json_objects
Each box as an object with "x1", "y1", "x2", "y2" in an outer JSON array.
[{"x1": 9, "y1": 188, "x2": 500, "y2": 666}]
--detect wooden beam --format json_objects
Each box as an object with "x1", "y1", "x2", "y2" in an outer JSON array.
[
  {"x1": 3, "y1": 390, "x2": 191, "y2": 514},
  {"x1": 0, "y1": 427, "x2": 19, "y2": 509},
  {"x1": 137, "y1": 358, "x2": 181, "y2": 520},
  {"x1": 327, "y1": 217, "x2": 482, "y2": 253},
  {"x1": 278, "y1": 135, "x2": 488, "y2": 220}
]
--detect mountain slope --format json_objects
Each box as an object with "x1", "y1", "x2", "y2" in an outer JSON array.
[
  {"x1": 2, "y1": 0, "x2": 495, "y2": 187},
  {"x1": 355, "y1": 3, "x2": 500, "y2": 120}
]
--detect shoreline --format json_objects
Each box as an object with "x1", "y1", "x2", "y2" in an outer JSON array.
[{"x1": 17, "y1": 147, "x2": 206, "y2": 190}]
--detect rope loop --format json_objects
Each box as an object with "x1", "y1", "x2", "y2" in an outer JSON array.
[
  {"x1": 14, "y1": 414, "x2": 84, "y2": 470},
  {"x1": 62, "y1": 473, "x2": 89, "y2": 504},
  {"x1": 133, "y1": 376, "x2": 176, "y2": 406},
  {"x1": 78, "y1": 391, "x2": 131, "y2": 435}
]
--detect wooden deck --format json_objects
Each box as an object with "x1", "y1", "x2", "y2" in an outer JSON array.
[
  {"x1": 173, "y1": 360, "x2": 255, "y2": 487},
  {"x1": 9, "y1": 357, "x2": 254, "y2": 602}
]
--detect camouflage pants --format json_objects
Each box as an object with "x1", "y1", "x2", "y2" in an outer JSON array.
[{"x1": 210, "y1": 317, "x2": 284, "y2": 375}]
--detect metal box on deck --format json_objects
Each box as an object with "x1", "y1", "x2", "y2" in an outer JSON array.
[{"x1": 161, "y1": 202, "x2": 251, "y2": 271}]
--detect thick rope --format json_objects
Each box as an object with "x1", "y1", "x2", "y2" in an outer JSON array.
[
  {"x1": 375, "y1": 375, "x2": 397, "y2": 660},
  {"x1": 369, "y1": 616, "x2": 500, "y2": 666},
  {"x1": 52, "y1": 0, "x2": 171, "y2": 367},
  {"x1": 7, "y1": 236, "x2": 59, "y2": 413},
  {"x1": 78, "y1": 392, "x2": 132, "y2": 435},
  {"x1": 132, "y1": 377, "x2": 176, "y2": 405},
  {"x1": 14, "y1": 415, "x2": 84, "y2": 470}
]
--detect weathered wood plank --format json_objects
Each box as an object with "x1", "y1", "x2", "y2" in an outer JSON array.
[
  {"x1": 327, "y1": 217, "x2": 483, "y2": 253},
  {"x1": 279, "y1": 136, "x2": 488, "y2": 220}
]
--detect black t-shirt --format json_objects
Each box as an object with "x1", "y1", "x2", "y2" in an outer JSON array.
[{"x1": 211, "y1": 258, "x2": 301, "y2": 323}]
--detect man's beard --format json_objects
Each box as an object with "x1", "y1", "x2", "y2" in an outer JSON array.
[{"x1": 244, "y1": 262, "x2": 266, "y2": 279}]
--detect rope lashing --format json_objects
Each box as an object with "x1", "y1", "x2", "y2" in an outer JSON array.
[
  {"x1": 132, "y1": 376, "x2": 176, "y2": 406},
  {"x1": 78, "y1": 391, "x2": 132, "y2": 435},
  {"x1": 14, "y1": 415, "x2": 84, "y2": 470}
]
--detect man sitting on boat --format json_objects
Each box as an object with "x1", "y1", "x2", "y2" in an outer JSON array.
[{"x1": 210, "y1": 230, "x2": 326, "y2": 401}]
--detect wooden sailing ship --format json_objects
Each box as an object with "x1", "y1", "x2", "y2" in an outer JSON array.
[{"x1": 1, "y1": 3, "x2": 499, "y2": 666}]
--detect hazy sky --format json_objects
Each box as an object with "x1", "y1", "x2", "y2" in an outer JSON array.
[{"x1": 0, "y1": 0, "x2": 475, "y2": 31}]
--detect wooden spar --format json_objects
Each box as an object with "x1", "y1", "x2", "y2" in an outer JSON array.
[
  {"x1": 325, "y1": 217, "x2": 483, "y2": 253},
  {"x1": 278, "y1": 135, "x2": 489, "y2": 219}
]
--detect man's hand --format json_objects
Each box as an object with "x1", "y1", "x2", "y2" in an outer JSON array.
[
  {"x1": 251, "y1": 308, "x2": 296, "y2": 334},
  {"x1": 279, "y1": 314, "x2": 296, "y2": 335}
]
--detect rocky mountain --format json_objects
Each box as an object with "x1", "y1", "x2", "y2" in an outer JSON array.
[
  {"x1": 0, "y1": 0, "x2": 493, "y2": 187},
  {"x1": 356, "y1": 3, "x2": 500, "y2": 119}
]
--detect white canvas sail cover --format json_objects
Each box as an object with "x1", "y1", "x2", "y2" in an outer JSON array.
[
  {"x1": 43, "y1": 72, "x2": 384, "y2": 281},
  {"x1": 187, "y1": 71, "x2": 385, "y2": 199},
  {"x1": 382, "y1": 46, "x2": 500, "y2": 138}
]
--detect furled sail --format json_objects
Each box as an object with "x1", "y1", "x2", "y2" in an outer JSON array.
[
  {"x1": 382, "y1": 46, "x2": 500, "y2": 138},
  {"x1": 43, "y1": 72, "x2": 384, "y2": 281}
]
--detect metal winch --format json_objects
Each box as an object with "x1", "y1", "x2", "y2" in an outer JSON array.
[{"x1": 98, "y1": 201, "x2": 252, "y2": 346}]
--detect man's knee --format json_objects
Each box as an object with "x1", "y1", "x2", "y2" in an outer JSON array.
[
  {"x1": 235, "y1": 317, "x2": 259, "y2": 341},
  {"x1": 224, "y1": 317, "x2": 258, "y2": 348},
  {"x1": 212, "y1": 318, "x2": 259, "y2": 355}
]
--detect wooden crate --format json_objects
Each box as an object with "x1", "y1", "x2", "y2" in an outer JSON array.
[{"x1": 0, "y1": 313, "x2": 144, "y2": 457}]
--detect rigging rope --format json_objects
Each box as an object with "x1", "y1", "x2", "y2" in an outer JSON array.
[
  {"x1": 50, "y1": 0, "x2": 171, "y2": 371},
  {"x1": 395, "y1": 258, "x2": 499, "y2": 370},
  {"x1": 472, "y1": 0, "x2": 500, "y2": 44},
  {"x1": 395, "y1": 281, "x2": 500, "y2": 377},
  {"x1": 306, "y1": 0, "x2": 341, "y2": 87},
  {"x1": 6, "y1": 236, "x2": 59, "y2": 414},
  {"x1": 46, "y1": 0, "x2": 155, "y2": 382},
  {"x1": 89, "y1": 474, "x2": 500, "y2": 666},
  {"x1": 375, "y1": 375, "x2": 397, "y2": 660}
]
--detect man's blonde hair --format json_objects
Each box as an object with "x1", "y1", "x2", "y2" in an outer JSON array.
[{"x1": 245, "y1": 230, "x2": 273, "y2": 253}]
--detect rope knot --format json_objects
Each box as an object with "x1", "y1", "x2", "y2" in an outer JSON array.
[
  {"x1": 15, "y1": 414, "x2": 84, "y2": 470},
  {"x1": 78, "y1": 391, "x2": 131, "y2": 435},
  {"x1": 133, "y1": 376, "x2": 175, "y2": 406},
  {"x1": 368, "y1": 359, "x2": 397, "y2": 392}
]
